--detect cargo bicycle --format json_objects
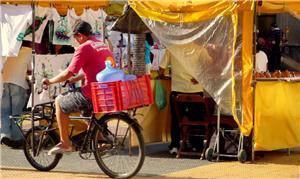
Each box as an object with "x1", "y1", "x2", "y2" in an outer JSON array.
[{"x1": 10, "y1": 75, "x2": 153, "y2": 178}]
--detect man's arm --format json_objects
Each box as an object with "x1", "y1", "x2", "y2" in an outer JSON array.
[
  {"x1": 158, "y1": 67, "x2": 165, "y2": 77},
  {"x1": 68, "y1": 73, "x2": 85, "y2": 83},
  {"x1": 206, "y1": 44, "x2": 218, "y2": 60},
  {"x1": 158, "y1": 50, "x2": 171, "y2": 79},
  {"x1": 43, "y1": 69, "x2": 74, "y2": 86}
]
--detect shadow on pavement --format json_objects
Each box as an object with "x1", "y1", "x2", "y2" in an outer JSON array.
[
  {"x1": 1, "y1": 167, "x2": 107, "y2": 178},
  {"x1": 1, "y1": 167, "x2": 189, "y2": 179},
  {"x1": 251, "y1": 150, "x2": 300, "y2": 166}
]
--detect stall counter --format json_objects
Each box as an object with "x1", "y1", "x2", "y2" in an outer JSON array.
[
  {"x1": 135, "y1": 79, "x2": 172, "y2": 144},
  {"x1": 254, "y1": 80, "x2": 300, "y2": 151}
]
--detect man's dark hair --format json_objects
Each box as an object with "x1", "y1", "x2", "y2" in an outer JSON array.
[
  {"x1": 73, "y1": 20, "x2": 93, "y2": 36},
  {"x1": 271, "y1": 22, "x2": 278, "y2": 28},
  {"x1": 256, "y1": 43, "x2": 262, "y2": 53}
]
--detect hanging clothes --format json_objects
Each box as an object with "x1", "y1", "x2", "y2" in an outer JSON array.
[
  {"x1": 0, "y1": 4, "x2": 32, "y2": 57},
  {"x1": 67, "y1": 8, "x2": 83, "y2": 30},
  {"x1": 23, "y1": 6, "x2": 51, "y2": 44},
  {"x1": 81, "y1": 8, "x2": 107, "y2": 40},
  {"x1": 27, "y1": 54, "x2": 73, "y2": 106},
  {"x1": 52, "y1": 8, "x2": 89, "y2": 47},
  {"x1": 67, "y1": 8, "x2": 85, "y2": 47},
  {"x1": 150, "y1": 43, "x2": 165, "y2": 71},
  {"x1": 51, "y1": 7, "x2": 72, "y2": 46}
]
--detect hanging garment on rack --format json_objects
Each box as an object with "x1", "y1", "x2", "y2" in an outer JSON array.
[
  {"x1": 81, "y1": 8, "x2": 107, "y2": 40},
  {"x1": 151, "y1": 43, "x2": 165, "y2": 71},
  {"x1": 67, "y1": 8, "x2": 83, "y2": 30},
  {"x1": 67, "y1": 8, "x2": 85, "y2": 47},
  {"x1": 109, "y1": 31, "x2": 123, "y2": 64},
  {"x1": 51, "y1": 8, "x2": 72, "y2": 46},
  {"x1": 23, "y1": 6, "x2": 51, "y2": 44},
  {"x1": 27, "y1": 54, "x2": 73, "y2": 107},
  {"x1": 0, "y1": 4, "x2": 32, "y2": 57}
]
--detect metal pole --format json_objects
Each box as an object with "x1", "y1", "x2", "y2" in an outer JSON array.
[
  {"x1": 31, "y1": 1, "x2": 36, "y2": 156},
  {"x1": 102, "y1": 21, "x2": 105, "y2": 42},
  {"x1": 252, "y1": 1, "x2": 258, "y2": 162},
  {"x1": 216, "y1": 106, "x2": 220, "y2": 161},
  {"x1": 127, "y1": 9, "x2": 131, "y2": 72}
]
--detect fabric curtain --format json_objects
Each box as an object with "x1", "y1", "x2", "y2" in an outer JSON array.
[{"x1": 255, "y1": 81, "x2": 300, "y2": 151}]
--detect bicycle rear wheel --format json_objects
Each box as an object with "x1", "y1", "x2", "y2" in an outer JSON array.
[
  {"x1": 93, "y1": 113, "x2": 145, "y2": 178},
  {"x1": 24, "y1": 127, "x2": 62, "y2": 171}
]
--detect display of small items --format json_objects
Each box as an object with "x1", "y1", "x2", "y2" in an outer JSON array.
[{"x1": 255, "y1": 70, "x2": 300, "y2": 78}]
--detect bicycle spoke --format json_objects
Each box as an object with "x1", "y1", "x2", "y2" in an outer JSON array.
[
  {"x1": 93, "y1": 114, "x2": 145, "y2": 178},
  {"x1": 24, "y1": 128, "x2": 61, "y2": 171}
]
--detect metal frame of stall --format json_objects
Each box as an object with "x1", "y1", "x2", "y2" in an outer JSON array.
[
  {"x1": 205, "y1": 105, "x2": 247, "y2": 163},
  {"x1": 205, "y1": 2, "x2": 261, "y2": 163}
]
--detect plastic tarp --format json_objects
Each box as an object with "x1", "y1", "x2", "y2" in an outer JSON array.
[{"x1": 129, "y1": 0, "x2": 254, "y2": 136}]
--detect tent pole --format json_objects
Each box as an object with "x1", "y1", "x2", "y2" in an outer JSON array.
[
  {"x1": 127, "y1": 9, "x2": 131, "y2": 72},
  {"x1": 30, "y1": 1, "x2": 36, "y2": 155},
  {"x1": 252, "y1": 1, "x2": 258, "y2": 162}
]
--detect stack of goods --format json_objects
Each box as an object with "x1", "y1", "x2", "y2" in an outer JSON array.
[
  {"x1": 132, "y1": 34, "x2": 146, "y2": 75},
  {"x1": 255, "y1": 70, "x2": 300, "y2": 79}
]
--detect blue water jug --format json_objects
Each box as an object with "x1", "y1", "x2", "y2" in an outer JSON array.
[
  {"x1": 96, "y1": 60, "x2": 125, "y2": 82},
  {"x1": 124, "y1": 74, "x2": 137, "y2": 81}
]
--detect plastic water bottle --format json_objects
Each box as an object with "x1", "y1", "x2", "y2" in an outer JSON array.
[
  {"x1": 96, "y1": 60, "x2": 125, "y2": 82},
  {"x1": 124, "y1": 74, "x2": 137, "y2": 81}
]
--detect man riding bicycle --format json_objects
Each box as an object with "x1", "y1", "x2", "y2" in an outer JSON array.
[{"x1": 42, "y1": 20, "x2": 115, "y2": 155}]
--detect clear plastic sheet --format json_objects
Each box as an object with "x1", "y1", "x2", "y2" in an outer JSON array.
[{"x1": 142, "y1": 15, "x2": 243, "y2": 119}]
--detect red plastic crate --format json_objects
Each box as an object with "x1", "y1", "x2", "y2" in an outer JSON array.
[
  {"x1": 91, "y1": 75, "x2": 153, "y2": 113},
  {"x1": 91, "y1": 81, "x2": 121, "y2": 113},
  {"x1": 120, "y1": 75, "x2": 154, "y2": 110}
]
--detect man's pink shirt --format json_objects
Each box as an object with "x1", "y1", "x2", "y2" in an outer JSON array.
[{"x1": 67, "y1": 36, "x2": 113, "y2": 99}]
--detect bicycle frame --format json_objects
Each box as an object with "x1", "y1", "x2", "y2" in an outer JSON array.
[
  {"x1": 69, "y1": 111, "x2": 143, "y2": 155},
  {"x1": 10, "y1": 102, "x2": 56, "y2": 155},
  {"x1": 10, "y1": 100, "x2": 146, "y2": 178},
  {"x1": 10, "y1": 101, "x2": 143, "y2": 157}
]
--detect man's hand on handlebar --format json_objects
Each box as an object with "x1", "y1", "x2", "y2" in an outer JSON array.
[
  {"x1": 42, "y1": 78, "x2": 51, "y2": 89},
  {"x1": 62, "y1": 80, "x2": 70, "y2": 88},
  {"x1": 42, "y1": 78, "x2": 50, "y2": 86}
]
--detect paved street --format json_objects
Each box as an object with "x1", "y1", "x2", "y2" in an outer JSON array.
[
  {"x1": 0, "y1": 142, "x2": 211, "y2": 178},
  {"x1": 1, "y1": 142, "x2": 300, "y2": 179}
]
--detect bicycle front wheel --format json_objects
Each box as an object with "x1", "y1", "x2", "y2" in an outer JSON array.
[
  {"x1": 24, "y1": 127, "x2": 62, "y2": 171},
  {"x1": 93, "y1": 113, "x2": 145, "y2": 178}
]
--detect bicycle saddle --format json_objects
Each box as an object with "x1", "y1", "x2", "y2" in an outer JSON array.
[{"x1": 80, "y1": 109, "x2": 93, "y2": 117}]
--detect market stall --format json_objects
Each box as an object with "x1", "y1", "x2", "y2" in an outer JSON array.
[
  {"x1": 253, "y1": 1, "x2": 300, "y2": 151},
  {"x1": 128, "y1": 0, "x2": 300, "y2": 158}
]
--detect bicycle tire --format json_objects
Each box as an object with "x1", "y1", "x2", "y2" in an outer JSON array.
[
  {"x1": 93, "y1": 113, "x2": 145, "y2": 178},
  {"x1": 23, "y1": 127, "x2": 62, "y2": 171}
]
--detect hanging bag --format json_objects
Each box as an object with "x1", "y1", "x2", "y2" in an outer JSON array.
[{"x1": 155, "y1": 80, "x2": 167, "y2": 110}]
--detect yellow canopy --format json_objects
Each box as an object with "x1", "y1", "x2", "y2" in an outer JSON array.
[
  {"x1": 1, "y1": 0, "x2": 125, "y2": 16},
  {"x1": 128, "y1": 0, "x2": 254, "y2": 23},
  {"x1": 258, "y1": 1, "x2": 300, "y2": 19}
]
